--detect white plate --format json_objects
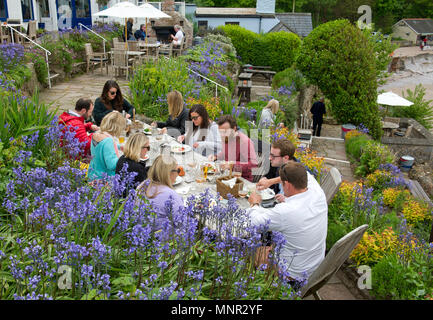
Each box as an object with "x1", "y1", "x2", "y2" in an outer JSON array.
[
  {"x1": 143, "y1": 128, "x2": 152, "y2": 135},
  {"x1": 173, "y1": 176, "x2": 183, "y2": 186},
  {"x1": 171, "y1": 144, "x2": 192, "y2": 153},
  {"x1": 259, "y1": 188, "x2": 275, "y2": 201}
]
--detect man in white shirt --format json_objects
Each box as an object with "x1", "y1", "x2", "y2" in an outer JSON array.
[
  {"x1": 247, "y1": 161, "x2": 328, "y2": 280},
  {"x1": 171, "y1": 25, "x2": 184, "y2": 46}
]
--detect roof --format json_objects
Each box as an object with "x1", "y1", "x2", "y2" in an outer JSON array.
[
  {"x1": 272, "y1": 13, "x2": 313, "y2": 38},
  {"x1": 195, "y1": 7, "x2": 274, "y2": 18},
  {"x1": 394, "y1": 18, "x2": 433, "y2": 35}
]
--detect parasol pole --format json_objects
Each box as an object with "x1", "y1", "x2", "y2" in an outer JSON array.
[
  {"x1": 146, "y1": 0, "x2": 149, "y2": 59},
  {"x1": 125, "y1": 18, "x2": 128, "y2": 50}
]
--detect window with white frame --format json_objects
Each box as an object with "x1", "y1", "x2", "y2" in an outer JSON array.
[{"x1": 21, "y1": 0, "x2": 33, "y2": 20}]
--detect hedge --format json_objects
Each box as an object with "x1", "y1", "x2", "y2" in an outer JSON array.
[
  {"x1": 218, "y1": 25, "x2": 301, "y2": 72},
  {"x1": 296, "y1": 19, "x2": 382, "y2": 140}
]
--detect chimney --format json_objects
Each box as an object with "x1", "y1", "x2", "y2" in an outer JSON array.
[
  {"x1": 162, "y1": 0, "x2": 175, "y2": 12},
  {"x1": 256, "y1": 0, "x2": 275, "y2": 14}
]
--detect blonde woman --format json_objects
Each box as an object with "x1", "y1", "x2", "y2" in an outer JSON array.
[
  {"x1": 115, "y1": 132, "x2": 151, "y2": 189},
  {"x1": 258, "y1": 99, "x2": 282, "y2": 128},
  {"x1": 88, "y1": 111, "x2": 126, "y2": 181},
  {"x1": 171, "y1": 25, "x2": 184, "y2": 46},
  {"x1": 137, "y1": 155, "x2": 184, "y2": 229},
  {"x1": 151, "y1": 90, "x2": 188, "y2": 138}
]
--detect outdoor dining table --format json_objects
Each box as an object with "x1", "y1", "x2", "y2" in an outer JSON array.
[
  {"x1": 123, "y1": 122, "x2": 276, "y2": 236},
  {"x1": 138, "y1": 42, "x2": 160, "y2": 56}
]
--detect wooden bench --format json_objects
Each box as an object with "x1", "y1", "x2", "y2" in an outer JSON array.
[{"x1": 404, "y1": 178, "x2": 433, "y2": 242}]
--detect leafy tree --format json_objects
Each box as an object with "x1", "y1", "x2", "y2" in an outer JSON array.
[
  {"x1": 361, "y1": 28, "x2": 399, "y2": 84},
  {"x1": 296, "y1": 19, "x2": 382, "y2": 139}
]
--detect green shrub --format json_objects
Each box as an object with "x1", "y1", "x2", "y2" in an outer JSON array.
[
  {"x1": 372, "y1": 248, "x2": 433, "y2": 300},
  {"x1": 296, "y1": 19, "x2": 382, "y2": 139},
  {"x1": 25, "y1": 51, "x2": 49, "y2": 87},
  {"x1": 391, "y1": 84, "x2": 433, "y2": 130},
  {"x1": 272, "y1": 66, "x2": 307, "y2": 91},
  {"x1": 261, "y1": 32, "x2": 301, "y2": 72},
  {"x1": 218, "y1": 25, "x2": 301, "y2": 72},
  {"x1": 42, "y1": 37, "x2": 73, "y2": 74},
  {"x1": 356, "y1": 140, "x2": 395, "y2": 177},
  {"x1": 326, "y1": 220, "x2": 349, "y2": 250},
  {"x1": 218, "y1": 25, "x2": 258, "y2": 65},
  {"x1": 345, "y1": 133, "x2": 370, "y2": 160},
  {"x1": 372, "y1": 254, "x2": 416, "y2": 299},
  {"x1": 0, "y1": 93, "x2": 57, "y2": 149},
  {"x1": 129, "y1": 58, "x2": 200, "y2": 120}
]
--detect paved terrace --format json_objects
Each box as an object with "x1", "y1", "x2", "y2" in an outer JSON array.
[{"x1": 38, "y1": 71, "x2": 361, "y2": 300}]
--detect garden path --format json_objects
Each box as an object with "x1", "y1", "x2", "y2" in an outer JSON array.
[
  {"x1": 38, "y1": 70, "x2": 361, "y2": 300},
  {"x1": 313, "y1": 124, "x2": 356, "y2": 183},
  {"x1": 39, "y1": 67, "x2": 130, "y2": 115}
]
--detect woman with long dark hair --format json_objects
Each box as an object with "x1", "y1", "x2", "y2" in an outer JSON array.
[
  {"x1": 92, "y1": 80, "x2": 135, "y2": 126},
  {"x1": 177, "y1": 104, "x2": 221, "y2": 157}
]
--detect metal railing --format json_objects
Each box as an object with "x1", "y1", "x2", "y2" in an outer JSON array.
[
  {"x1": 78, "y1": 23, "x2": 107, "y2": 54},
  {"x1": 187, "y1": 67, "x2": 229, "y2": 99},
  {"x1": 7, "y1": 25, "x2": 54, "y2": 89},
  {"x1": 161, "y1": 55, "x2": 228, "y2": 98}
]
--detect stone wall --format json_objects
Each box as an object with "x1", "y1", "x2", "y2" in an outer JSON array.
[
  {"x1": 145, "y1": 0, "x2": 193, "y2": 48},
  {"x1": 381, "y1": 118, "x2": 433, "y2": 164}
]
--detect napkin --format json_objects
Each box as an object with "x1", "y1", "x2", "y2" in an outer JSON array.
[{"x1": 222, "y1": 177, "x2": 237, "y2": 189}]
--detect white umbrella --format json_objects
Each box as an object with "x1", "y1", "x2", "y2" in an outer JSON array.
[
  {"x1": 377, "y1": 91, "x2": 414, "y2": 106},
  {"x1": 93, "y1": 2, "x2": 153, "y2": 49},
  {"x1": 138, "y1": 3, "x2": 171, "y2": 19},
  {"x1": 138, "y1": 3, "x2": 171, "y2": 56}
]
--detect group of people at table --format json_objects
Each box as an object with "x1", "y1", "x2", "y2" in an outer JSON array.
[{"x1": 59, "y1": 80, "x2": 328, "y2": 281}]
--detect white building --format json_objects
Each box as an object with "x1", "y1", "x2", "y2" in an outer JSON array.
[{"x1": 0, "y1": 0, "x2": 185, "y2": 32}]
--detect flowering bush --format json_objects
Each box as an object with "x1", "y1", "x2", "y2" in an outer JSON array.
[
  {"x1": 372, "y1": 230, "x2": 433, "y2": 300},
  {"x1": 185, "y1": 96, "x2": 221, "y2": 120},
  {"x1": 295, "y1": 149, "x2": 326, "y2": 182},
  {"x1": 364, "y1": 164, "x2": 409, "y2": 192},
  {"x1": 401, "y1": 200, "x2": 432, "y2": 226},
  {"x1": 356, "y1": 140, "x2": 395, "y2": 177},
  {"x1": 350, "y1": 227, "x2": 397, "y2": 266},
  {"x1": 185, "y1": 39, "x2": 235, "y2": 93},
  {"x1": 0, "y1": 121, "x2": 304, "y2": 300},
  {"x1": 382, "y1": 188, "x2": 411, "y2": 207}
]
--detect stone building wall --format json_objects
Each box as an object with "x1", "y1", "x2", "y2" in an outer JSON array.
[{"x1": 145, "y1": 0, "x2": 193, "y2": 48}]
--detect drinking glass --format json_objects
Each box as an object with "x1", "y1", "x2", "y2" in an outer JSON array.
[{"x1": 238, "y1": 185, "x2": 248, "y2": 198}]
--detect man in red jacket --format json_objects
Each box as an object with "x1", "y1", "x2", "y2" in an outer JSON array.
[{"x1": 59, "y1": 98, "x2": 99, "y2": 157}]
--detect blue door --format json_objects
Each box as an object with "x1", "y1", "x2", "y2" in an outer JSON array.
[{"x1": 56, "y1": 0, "x2": 91, "y2": 30}]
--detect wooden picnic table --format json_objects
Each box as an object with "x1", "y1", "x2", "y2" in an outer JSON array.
[
  {"x1": 243, "y1": 65, "x2": 272, "y2": 71},
  {"x1": 243, "y1": 69, "x2": 276, "y2": 86}
]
